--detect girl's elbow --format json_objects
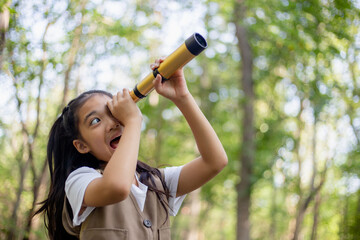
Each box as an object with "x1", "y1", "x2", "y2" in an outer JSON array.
[
  {"x1": 211, "y1": 154, "x2": 228, "y2": 174},
  {"x1": 116, "y1": 186, "x2": 131, "y2": 201},
  {"x1": 107, "y1": 181, "x2": 131, "y2": 202},
  {"x1": 218, "y1": 154, "x2": 228, "y2": 171}
]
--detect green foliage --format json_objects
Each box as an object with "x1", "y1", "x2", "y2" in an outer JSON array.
[{"x1": 0, "y1": 0, "x2": 359, "y2": 239}]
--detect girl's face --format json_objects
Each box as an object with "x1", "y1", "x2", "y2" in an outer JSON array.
[{"x1": 72, "y1": 94, "x2": 124, "y2": 162}]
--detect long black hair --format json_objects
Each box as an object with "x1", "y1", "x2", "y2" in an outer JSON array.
[{"x1": 34, "y1": 90, "x2": 170, "y2": 240}]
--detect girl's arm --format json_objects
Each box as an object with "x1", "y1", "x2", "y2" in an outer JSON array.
[
  {"x1": 153, "y1": 59, "x2": 228, "y2": 197},
  {"x1": 83, "y1": 89, "x2": 142, "y2": 207}
]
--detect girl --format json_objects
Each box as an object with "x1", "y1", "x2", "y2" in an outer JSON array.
[{"x1": 35, "y1": 59, "x2": 228, "y2": 240}]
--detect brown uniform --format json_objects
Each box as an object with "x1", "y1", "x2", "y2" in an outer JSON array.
[{"x1": 62, "y1": 171, "x2": 171, "y2": 240}]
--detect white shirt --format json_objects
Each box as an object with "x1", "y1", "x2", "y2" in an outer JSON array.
[{"x1": 65, "y1": 166, "x2": 186, "y2": 226}]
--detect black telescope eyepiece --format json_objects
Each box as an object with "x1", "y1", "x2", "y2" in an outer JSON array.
[{"x1": 185, "y1": 33, "x2": 207, "y2": 56}]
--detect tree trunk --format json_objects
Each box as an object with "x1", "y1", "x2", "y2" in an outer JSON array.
[
  {"x1": 287, "y1": 94, "x2": 304, "y2": 239},
  {"x1": 59, "y1": 0, "x2": 88, "y2": 111},
  {"x1": 292, "y1": 173, "x2": 327, "y2": 240},
  {"x1": 0, "y1": 3, "x2": 10, "y2": 68},
  {"x1": 6, "y1": 70, "x2": 37, "y2": 240},
  {"x1": 233, "y1": 1, "x2": 254, "y2": 240},
  {"x1": 346, "y1": 46, "x2": 360, "y2": 240},
  {"x1": 292, "y1": 183, "x2": 323, "y2": 240},
  {"x1": 7, "y1": 140, "x2": 28, "y2": 240},
  {"x1": 340, "y1": 195, "x2": 349, "y2": 240},
  {"x1": 354, "y1": 190, "x2": 360, "y2": 240},
  {"x1": 21, "y1": 20, "x2": 52, "y2": 239},
  {"x1": 23, "y1": 161, "x2": 48, "y2": 240},
  {"x1": 310, "y1": 191, "x2": 321, "y2": 240},
  {"x1": 292, "y1": 115, "x2": 318, "y2": 240}
]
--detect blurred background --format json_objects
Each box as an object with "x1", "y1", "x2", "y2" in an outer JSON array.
[{"x1": 0, "y1": 0, "x2": 359, "y2": 239}]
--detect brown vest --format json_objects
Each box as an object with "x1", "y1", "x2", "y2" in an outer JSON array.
[{"x1": 63, "y1": 171, "x2": 171, "y2": 240}]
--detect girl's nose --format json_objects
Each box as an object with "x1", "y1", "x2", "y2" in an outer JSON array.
[{"x1": 106, "y1": 116, "x2": 120, "y2": 132}]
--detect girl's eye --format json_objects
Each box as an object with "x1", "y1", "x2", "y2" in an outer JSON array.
[{"x1": 90, "y1": 118, "x2": 100, "y2": 126}]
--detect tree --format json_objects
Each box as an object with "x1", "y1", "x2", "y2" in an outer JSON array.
[{"x1": 232, "y1": 1, "x2": 255, "y2": 239}]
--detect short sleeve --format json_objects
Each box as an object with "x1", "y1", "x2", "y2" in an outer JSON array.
[
  {"x1": 163, "y1": 165, "x2": 187, "y2": 216},
  {"x1": 65, "y1": 167, "x2": 102, "y2": 226}
]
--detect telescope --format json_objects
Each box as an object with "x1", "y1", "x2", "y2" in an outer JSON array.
[{"x1": 129, "y1": 33, "x2": 208, "y2": 102}]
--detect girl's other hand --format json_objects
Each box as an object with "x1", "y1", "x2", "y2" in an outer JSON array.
[
  {"x1": 107, "y1": 89, "x2": 142, "y2": 126},
  {"x1": 152, "y1": 58, "x2": 190, "y2": 103}
]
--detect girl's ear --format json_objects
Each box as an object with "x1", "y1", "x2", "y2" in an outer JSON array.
[{"x1": 73, "y1": 139, "x2": 90, "y2": 154}]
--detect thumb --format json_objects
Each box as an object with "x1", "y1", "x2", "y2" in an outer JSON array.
[{"x1": 153, "y1": 74, "x2": 163, "y2": 92}]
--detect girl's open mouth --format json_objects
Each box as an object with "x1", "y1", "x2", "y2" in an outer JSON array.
[{"x1": 110, "y1": 136, "x2": 121, "y2": 149}]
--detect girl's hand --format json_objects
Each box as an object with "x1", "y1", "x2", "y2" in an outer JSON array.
[
  {"x1": 151, "y1": 58, "x2": 190, "y2": 102},
  {"x1": 107, "y1": 89, "x2": 142, "y2": 126}
]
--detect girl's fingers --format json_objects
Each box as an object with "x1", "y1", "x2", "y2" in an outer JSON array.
[
  {"x1": 107, "y1": 98, "x2": 115, "y2": 112},
  {"x1": 155, "y1": 57, "x2": 165, "y2": 65},
  {"x1": 116, "y1": 91, "x2": 122, "y2": 101},
  {"x1": 153, "y1": 74, "x2": 162, "y2": 90},
  {"x1": 151, "y1": 57, "x2": 166, "y2": 70},
  {"x1": 114, "y1": 89, "x2": 131, "y2": 101},
  {"x1": 150, "y1": 61, "x2": 160, "y2": 70},
  {"x1": 123, "y1": 88, "x2": 131, "y2": 99},
  {"x1": 107, "y1": 100, "x2": 112, "y2": 109}
]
